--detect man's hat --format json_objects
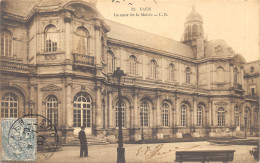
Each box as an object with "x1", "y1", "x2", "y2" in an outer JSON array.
[{"x1": 81, "y1": 126, "x2": 85, "y2": 130}]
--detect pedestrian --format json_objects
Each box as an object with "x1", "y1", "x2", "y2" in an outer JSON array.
[{"x1": 78, "y1": 126, "x2": 88, "y2": 157}]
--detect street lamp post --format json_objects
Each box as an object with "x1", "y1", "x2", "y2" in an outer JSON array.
[
  {"x1": 112, "y1": 67, "x2": 126, "y2": 163},
  {"x1": 140, "y1": 109, "x2": 145, "y2": 143},
  {"x1": 244, "y1": 117, "x2": 247, "y2": 138}
]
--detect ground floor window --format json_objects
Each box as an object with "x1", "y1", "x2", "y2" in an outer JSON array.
[
  {"x1": 140, "y1": 102, "x2": 149, "y2": 127},
  {"x1": 234, "y1": 106, "x2": 240, "y2": 127},
  {"x1": 116, "y1": 101, "x2": 126, "y2": 127},
  {"x1": 217, "y1": 108, "x2": 225, "y2": 127},
  {"x1": 162, "y1": 103, "x2": 169, "y2": 127},
  {"x1": 46, "y1": 95, "x2": 58, "y2": 126},
  {"x1": 180, "y1": 105, "x2": 187, "y2": 127},
  {"x1": 1, "y1": 93, "x2": 18, "y2": 118},
  {"x1": 73, "y1": 92, "x2": 91, "y2": 128},
  {"x1": 196, "y1": 106, "x2": 202, "y2": 127}
]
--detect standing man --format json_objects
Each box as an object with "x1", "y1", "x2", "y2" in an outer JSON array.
[{"x1": 78, "y1": 126, "x2": 88, "y2": 157}]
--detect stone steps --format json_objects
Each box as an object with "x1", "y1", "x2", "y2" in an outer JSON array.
[{"x1": 64, "y1": 135, "x2": 110, "y2": 146}]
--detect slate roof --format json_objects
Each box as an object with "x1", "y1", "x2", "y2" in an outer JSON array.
[
  {"x1": 106, "y1": 20, "x2": 194, "y2": 58},
  {"x1": 1, "y1": 0, "x2": 194, "y2": 59}
]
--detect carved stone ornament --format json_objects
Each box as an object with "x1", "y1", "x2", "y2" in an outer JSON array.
[
  {"x1": 41, "y1": 84, "x2": 62, "y2": 91},
  {"x1": 69, "y1": 5, "x2": 99, "y2": 20}
]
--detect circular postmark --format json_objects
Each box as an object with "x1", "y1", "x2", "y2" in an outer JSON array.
[{"x1": 8, "y1": 114, "x2": 59, "y2": 160}]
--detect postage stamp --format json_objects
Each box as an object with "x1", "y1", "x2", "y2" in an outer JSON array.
[{"x1": 1, "y1": 118, "x2": 37, "y2": 161}]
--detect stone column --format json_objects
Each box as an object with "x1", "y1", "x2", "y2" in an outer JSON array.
[
  {"x1": 108, "y1": 92, "x2": 113, "y2": 128},
  {"x1": 156, "y1": 94, "x2": 163, "y2": 139},
  {"x1": 133, "y1": 90, "x2": 140, "y2": 141},
  {"x1": 29, "y1": 84, "x2": 35, "y2": 115},
  {"x1": 64, "y1": 12, "x2": 71, "y2": 62},
  {"x1": 95, "y1": 85, "x2": 102, "y2": 131},
  {"x1": 94, "y1": 21, "x2": 101, "y2": 66},
  {"x1": 209, "y1": 99, "x2": 215, "y2": 137},
  {"x1": 230, "y1": 62, "x2": 234, "y2": 88},
  {"x1": 175, "y1": 96, "x2": 182, "y2": 138},
  {"x1": 65, "y1": 83, "x2": 73, "y2": 128},
  {"x1": 192, "y1": 98, "x2": 197, "y2": 136}
]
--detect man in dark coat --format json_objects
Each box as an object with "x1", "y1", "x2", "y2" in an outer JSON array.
[{"x1": 78, "y1": 126, "x2": 88, "y2": 157}]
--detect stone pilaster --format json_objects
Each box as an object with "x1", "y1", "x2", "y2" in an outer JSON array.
[
  {"x1": 95, "y1": 84, "x2": 102, "y2": 129},
  {"x1": 64, "y1": 12, "x2": 71, "y2": 62},
  {"x1": 108, "y1": 91, "x2": 114, "y2": 128},
  {"x1": 65, "y1": 82, "x2": 73, "y2": 128},
  {"x1": 156, "y1": 93, "x2": 163, "y2": 139}
]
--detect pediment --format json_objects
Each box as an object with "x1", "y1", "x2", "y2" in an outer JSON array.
[
  {"x1": 65, "y1": 4, "x2": 101, "y2": 20},
  {"x1": 41, "y1": 84, "x2": 62, "y2": 91}
]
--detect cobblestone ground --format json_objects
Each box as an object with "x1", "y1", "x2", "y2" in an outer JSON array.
[{"x1": 37, "y1": 141, "x2": 258, "y2": 163}]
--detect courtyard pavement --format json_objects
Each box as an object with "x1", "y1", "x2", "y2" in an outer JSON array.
[{"x1": 37, "y1": 141, "x2": 258, "y2": 163}]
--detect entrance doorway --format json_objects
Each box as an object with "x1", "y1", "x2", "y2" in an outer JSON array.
[{"x1": 73, "y1": 92, "x2": 92, "y2": 135}]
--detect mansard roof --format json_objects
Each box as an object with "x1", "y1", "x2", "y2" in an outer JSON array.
[{"x1": 106, "y1": 20, "x2": 195, "y2": 59}]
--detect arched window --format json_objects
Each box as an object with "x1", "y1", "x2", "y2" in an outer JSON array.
[
  {"x1": 150, "y1": 60, "x2": 157, "y2": 79},
  {"x1": 244, "y1": 109, "x2": 250, "y2": 128},
  {"x1": 1, "y1": 93, "x2": 18, "y2": 118},
  {"x1": 186, "y1": 67, "x2": 191, "y2": 84},
  {"x1": 162, "y1": 103, "x2": 169, "y2": 127},
  {"x1": 234, "y1": 106, "x2": 240, "y2": 127},
  {"x1": 115, "y1": 101, "x2": 126, "y2": 127},
  {"x1": 73, "y1": 92, "x2": 91, "y2": 128},
  {"x1": 180, "y1": 105, "x2": 187, "y2": 127},
  {"x1": 196, "y1": 106, "x2": 202, "y2": 127},
  {"x1": 74, "y1": 27, "x2": 89, "y2": 55},
  {"x1": 1, "y1": 30, "x2": 13, "y2": 57},
  {"x1": 108, "y1": 51, "x2": 115, "y2": 73},
  {"x1": 46, "y1": 95, "x2": 58, "y2": 126},
  {"x1": 129, "y1": 55, "x2": 137, "y2": 75},
  {"x1": 216, "y1": 67, "x2": 224, "y2": 83},
  {"x1": 45, "y1": 25, "x2": 58, "y2": 52},
  {"x1": 140, "y1": 102, "x2": 149, "y2": 127},
  {"x1": 217, "y1": 108, "x2": 225, "y2": 126},
  {"x1": 169, "y1": 64, "x2": 175, "y2": 81},
  {"x1": 234, "y1": 68, "x2": 239, "y2": 84}
]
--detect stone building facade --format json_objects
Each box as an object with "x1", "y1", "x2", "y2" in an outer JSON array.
[{"x1": 1, "y1": 0, "x2": 259, "y2": 143}]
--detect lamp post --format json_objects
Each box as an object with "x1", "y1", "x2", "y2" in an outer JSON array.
[
  {"x1": 140, "y1": 109, "x2": 145, "y2": 143},
  {"x1": 112, "y1": 67, "x2": 126, "y2": 163},
  {"x1": 244, "y1": 117, "x2": 247, "y2": 138}
]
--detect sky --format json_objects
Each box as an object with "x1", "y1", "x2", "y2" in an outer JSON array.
[{"x1": 96, "y1": 0, "x2": 259, "y2": 62}]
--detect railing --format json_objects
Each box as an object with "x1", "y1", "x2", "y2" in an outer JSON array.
[
  {"x1": 73, "y1": 53, "x2": 95, "y2": 66},
  {"x1": 0, "y1": 60, "x2": 29, "y2": 72}
]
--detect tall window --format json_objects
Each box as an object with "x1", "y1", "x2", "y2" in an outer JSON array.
[
  {"x1": 234, "y1": 106, "x2": 240, "y2": 127},
  {"x1": 162, "y1": 103, "x2": 169, "y2": 127},
  {"x1": 169, "y1": 64, "x2": 175, "y2": 81},
  {"x1": 244, "y1": 109, "x2": 250, "y2": 128},
  {"x1": 186, "y1": 67, "x2": 191, "y2": 84},
  {"x1": 1, "y1": 30, "x2": 13, "y2": 57},
  {"x1": 234, "y1": 68, "x2": 239, "y2": 84},
  {"x1": 129, "y1": 55, "x2": 137, "y2": 75},
  {"x1": 217, "y1": 108, "x2": 225, "y2": 127},
  {"x1": 108, "y1": 51, "x2": 115, "y2": 73},
  {"x1": 1, "y1": 93, "x2": 18, "y2": 118},
  {"x1": 140, "y1": 102, "x2": 149, "y2": 127},
  {"x1": 45, "y1": 25, "x2": 58, "y2": 52},
  {"x1": 115, "y1": 101, "x2": 126, "y2": 127},
  {"x1": 73, "y1": 92, "x2": 91, "y2": 128},
  {"x1": 74, "y1": 27, "x2": 89, "y2": 55},
  {"x1": 216, "y1": 67, "x2": 224, "y2": 83},
  {"x1": 196, "y1": 106, "x2": 202, "y2": 127},
  {"x1": 180, "y1": 105, "x2": 187, "y2": 127},
  {"x1": 46, "y1": 95, "x2": 58, "y2": 126},
  {"x1": 150, "y1": 60, "x2": 157, "y2": 79}
]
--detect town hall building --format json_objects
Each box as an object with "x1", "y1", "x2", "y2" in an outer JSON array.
[{"x1": 1, "y1": 0, "x2": 259, "y2": 143}]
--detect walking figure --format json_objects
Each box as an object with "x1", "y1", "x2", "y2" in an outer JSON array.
[{"x1": 78, "y1": 126, "x2": 88, "y2": 157}]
